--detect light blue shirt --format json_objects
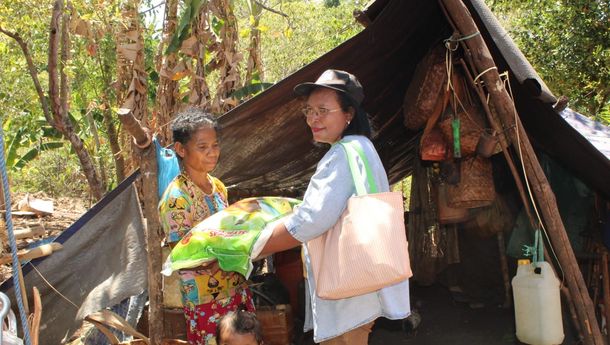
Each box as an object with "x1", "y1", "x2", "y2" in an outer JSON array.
[{"x1": 284, "y1": 135, "x2": 411, "y2": 342}]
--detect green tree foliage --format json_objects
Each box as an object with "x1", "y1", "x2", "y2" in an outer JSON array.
[
  {"x1": 485, "y1": 0, "x2": 610, "y2": 124},
  {"x1": 1, "y1": 0, "x2": 365, "y2": 196},
  {"x1": 237, "y1": 0, "x2": 363, "y2": 83}
]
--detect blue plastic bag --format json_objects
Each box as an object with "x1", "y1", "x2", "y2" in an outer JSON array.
[{"x1": 154, "y1": 137, "x2": 180, "y2": 198}]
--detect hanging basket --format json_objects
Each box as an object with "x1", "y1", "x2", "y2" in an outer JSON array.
[
  {"x1": 439, "y1": 103, "x2": 486, "y2": 157},
  {"x1": 403, "y1": 44, "x2": 447, "y2": 130},
  {"x1": 447, "y1": 156, "x2": 495, "y2": 209},
  {"x1": 437, "y1": 183, "x2": 470, "y2": 224}
]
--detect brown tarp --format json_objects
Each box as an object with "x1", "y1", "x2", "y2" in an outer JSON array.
[{"x1": 215, "y1": 0, "x2": 610, "y2": 199}]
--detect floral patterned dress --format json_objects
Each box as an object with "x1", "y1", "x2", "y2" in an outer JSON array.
[{"x1": 159, "y1": 173, "x2": 255, "y2": 345}]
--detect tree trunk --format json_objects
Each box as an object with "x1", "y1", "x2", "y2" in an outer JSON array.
[
  {"x1": 103, "y1": 106, "x2": 125, "y2": 182},
  {"x1": 211, "y1": 0, "x2": 241, "y2": 114},
  {"x1": 49, "y1": 0, "x2": 104, "y2": 200},
  {"x1": 244, "y1": 0, "x2": 264, "y2": 85},
  {"x1": 155, "y1": 0, "x2": 180, "y2": 143},
  {"x1": 188, "y1": 3, "x2": 213, "y2": 109},
  {"x1": 85, "y1": 105, "x2": 108, "y2": 192}
]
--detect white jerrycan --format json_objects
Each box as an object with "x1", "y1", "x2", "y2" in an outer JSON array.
[
  {"x1": 512, "y1": 260, "x2": 564, "y2": 345},
  {"x1": 0, "y1": 292, "x2": 23, "y2": 345}
]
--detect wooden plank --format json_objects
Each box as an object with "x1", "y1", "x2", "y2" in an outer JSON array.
[{"x1": 439, "y1": 1, "x2": 604, "y2": 344}]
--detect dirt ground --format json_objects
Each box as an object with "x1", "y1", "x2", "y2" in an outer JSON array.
[
  {"x1": 298, "y1": 282, "x2": 577, "y2": 345},
  {"x1": 0, "y1": 193, "x2": 88, "y2": 284},
  {"x1": 1, "y1": 195, "x2": 580, "y2": 345}
]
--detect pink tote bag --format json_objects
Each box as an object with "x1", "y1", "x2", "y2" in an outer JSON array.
[{"x1": 306, "y1": 141, "x2": 412, "y2": 300}]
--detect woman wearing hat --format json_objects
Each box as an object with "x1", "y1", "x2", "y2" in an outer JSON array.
[{"x1": 259, "y1": 69, "x2": 411, "y2": 344}]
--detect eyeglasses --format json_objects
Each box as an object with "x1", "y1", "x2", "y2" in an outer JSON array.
[{"x1": 301, "y1": 106, "x2": 343, "y2": 120}]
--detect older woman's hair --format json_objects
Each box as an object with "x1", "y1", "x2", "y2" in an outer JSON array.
[
  {"x1": 335, "y1": 91, "x2": 372, "y2": 138},
  {"x1": 216, "y1": 310, "x2": 263, "y2": 344},
  {"x1": 171, "y1": 108, "x2": 218, "y2": 144}
]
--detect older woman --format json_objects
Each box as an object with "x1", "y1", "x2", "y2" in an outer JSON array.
[
  {"x1": 260, "y1": 70, "x2": 411, "y2": 344},
  {"x1": 159, "y1": 108, "x2": 255, "y2": 345}
]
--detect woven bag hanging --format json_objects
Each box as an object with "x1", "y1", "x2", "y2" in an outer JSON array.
[
  {"x1": 446, "y1": 156, "x2": 495, "y2": 209},
  {"x1": 439, "y1": 69, "x2": 487, "y2": 157},
  {"x1": 403, "y1": 44, "x2": 448, "y2": 130}
]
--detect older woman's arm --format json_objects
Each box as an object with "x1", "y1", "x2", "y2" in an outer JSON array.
[{"x1": 260, "y1": 145, "x2": 354, "y2": 256}]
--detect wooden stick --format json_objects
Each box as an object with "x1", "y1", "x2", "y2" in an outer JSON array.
[
  {"x1": 14, "y1": 227, "x2": 45, "y2": 240},
  {"x1": 30, "y1": 286, "x2": 42, "y2": 345},
  {"x1": 439, "y1": 1, "x2": 603, "y2": 344},
  {"x1": 562, "y1": 285, "x2": 584, "y2": 342},
  {"x1": 0, "y1": 243, "x2": 63, "y2": 265},
  {"x1": 496, "y1": 232, "x2": 511, "y2": 309},
  {"x1": 17, "y1": 265, "x2": 29, "y2": 314},
  {"x1": 601, "y1": 252, "x2": 610, "y2": 344},
  {"x1": 117, "y1": 110, "x2": 151, "y2": 149}
]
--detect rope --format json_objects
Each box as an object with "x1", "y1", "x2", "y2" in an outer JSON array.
[
  {"x1": 443, "y1": 31, "x2": 480, "y2": 51},
  {"x1": 450, "y1": 31, "x2": 480, "y2": 42},
  {"x1": 473, "y1": 66, "x2": 498, "y2": 84},
  {"x1": 28, "y1": 263, "x2": 80, "y2": 310},
  {"x1": 0, "y1": 122, "x2": 32, "y2": 345},
  {"x1": 503, "y1": 73, "x2": 565, "y2": 284}
]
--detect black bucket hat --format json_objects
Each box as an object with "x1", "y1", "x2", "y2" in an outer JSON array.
[{"x1": 294, "y1": 69, "x2": 364, "y2": 105}]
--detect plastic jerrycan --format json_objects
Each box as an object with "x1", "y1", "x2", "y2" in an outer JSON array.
[
  {"x1": 512, "y1": 259, "x2": 564, "y2": 345},
  {"x1": 0, "y1": 292, "x2": 24, "y2": 345}
]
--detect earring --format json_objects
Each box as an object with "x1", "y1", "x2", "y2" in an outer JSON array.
[{"x1": 347, "y1": 120, "x2": 351, "y2": 125}]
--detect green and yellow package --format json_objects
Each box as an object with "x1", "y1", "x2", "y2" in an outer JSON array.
[{"x1": 161, "y1": 197, "x2": 301, "y2": 277}]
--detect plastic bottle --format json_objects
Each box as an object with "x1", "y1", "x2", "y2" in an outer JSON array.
[{"x1": 512, "y1": 259, "x2": 564, "y2": 345}]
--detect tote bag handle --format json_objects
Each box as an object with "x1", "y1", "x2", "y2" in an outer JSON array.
[{"x1": 338, "y1": 141, "x2": 378, "y2": 196}]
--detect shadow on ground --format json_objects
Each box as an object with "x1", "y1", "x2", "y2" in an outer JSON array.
[
  {"x1": 300, "y1": 282, "x2": 581, "y2": 344},
  {"x1": 370, "y1": 284, "x2": 518, "y2": 345}
]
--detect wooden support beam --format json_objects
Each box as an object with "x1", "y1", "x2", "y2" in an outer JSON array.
[
  {"x1": 439, "y1": 1, "x2": 603, "y2": 344},
  {"x1": 138, "y1": 144, "x2": 164, "y2": 344}
]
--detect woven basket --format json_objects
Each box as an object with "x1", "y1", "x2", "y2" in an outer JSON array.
[
  {"x1": 437, "y1": 183, "x2": 470, "y2": 224},
  {"x1": 447, "y1": 156, "x2": 495, "y2": 209},
  {"x1": 439, "y1": 102, "x2": 486, "y2": 157},
  {"x1": 403, "y1": 44, "x2": 447, "y2": 130}
]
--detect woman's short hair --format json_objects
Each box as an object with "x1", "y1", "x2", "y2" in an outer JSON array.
[
  {"x1": 336, "y1": 91, "x2": 372, "y2": 138},
  {"x1": 170, "y1": 108, "x2": 218, "y2": 145},
  {"x1": 216, "y1": 310, "x2": 263, "y2": 344}
]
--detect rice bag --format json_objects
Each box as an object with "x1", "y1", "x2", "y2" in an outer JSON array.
[{"x1": 161, "y1": 196, "x2": 301, "y2": 277}]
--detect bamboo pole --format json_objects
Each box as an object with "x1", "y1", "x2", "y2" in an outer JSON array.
[{"x1": 439, "y1": 1, "x2": 603, "y2": 344}]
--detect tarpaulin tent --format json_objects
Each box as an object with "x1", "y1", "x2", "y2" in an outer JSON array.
[
  {"x1": 0, "y1": 172, "x2": 147, "y2": 344},
  {"x1": 213, "y1": 0, "x2": 610, "y2": 200}
]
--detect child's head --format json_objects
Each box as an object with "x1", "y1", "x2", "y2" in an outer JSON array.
[{"x1": 216, "y1": 310, "x2": 263, "y2": 345}]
